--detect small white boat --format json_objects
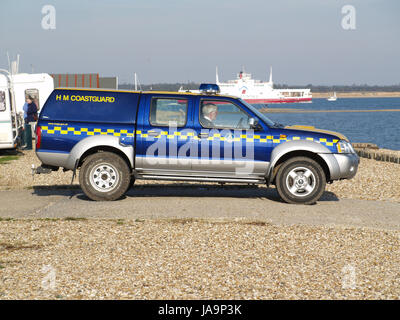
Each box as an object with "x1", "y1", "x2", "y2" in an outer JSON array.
[{"x1": 327, "y1": 92, "x2": 337, "y2": 101}]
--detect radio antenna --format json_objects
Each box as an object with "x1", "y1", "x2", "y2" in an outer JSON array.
[{"x1": 6, "y1": 52, "x2": 11, "y2": 73}]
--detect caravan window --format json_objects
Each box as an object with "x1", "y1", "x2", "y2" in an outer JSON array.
[
  {"x1": 25, "y1": 89, "x2": 40, "y2": 111},
  {"x1": 0, "y1": 91, "x2": 5, "y2": 111}
]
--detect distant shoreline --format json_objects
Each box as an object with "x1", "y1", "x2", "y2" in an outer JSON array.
[
  {"x1": 312, "y1": 92, "x2": 400, "y2": 98},
  {"x1": 259, "y1": 108, "x2": 400, "y2": 113}
]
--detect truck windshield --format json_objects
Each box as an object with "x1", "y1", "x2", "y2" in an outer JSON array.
[{"x1": 239, "y1": 99, "x2": 283, "y2": 128}]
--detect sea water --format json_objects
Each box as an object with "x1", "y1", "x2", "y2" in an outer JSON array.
[{"x1": 255, "y1": 97, "x2": 400, "y2": 150}]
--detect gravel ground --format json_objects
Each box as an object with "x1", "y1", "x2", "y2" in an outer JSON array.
[
  {"x1": 0, "y1": 219, "x2": 399, "y2": 300},
  {"x1": 0, "y1": 149, "x2": 399, "y2": 203}
]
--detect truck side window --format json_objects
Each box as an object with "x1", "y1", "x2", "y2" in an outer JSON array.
[
  {"x1": 200, "y1": 100, "x2": 250, "y2": 129},
  {"x1": 0, "y1": 91, "x2": 5, "y2": 111},
  {"x1": 150, "y1": 98, "x2": 188, "y2": 127}
]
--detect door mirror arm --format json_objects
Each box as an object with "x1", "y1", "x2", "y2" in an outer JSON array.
[{"x1": 248, "y1": 118, "x2": 262, "y2": 131}]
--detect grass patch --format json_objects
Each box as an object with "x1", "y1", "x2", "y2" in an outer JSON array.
[
  {"x1": 0, "y1": 217, "x2": 14, "y2": 222},
  {"x1": 0, "y1": 155, "x2": 20, "y2": 165},
  {"x1": 243, "y1": 221, "x2": 268, "y2": 226},
  {"x1": 169, "y1": 218, "x2": 196, "y2": 224},
  {"x1": 116, "y1": 219, "x2": 124, "y2": 225},
  {"x1": 0, "y1": 264, "x2": 5, "y2": 269},
  {"x1": 41, "y1": 218, "x2": 60, "y2": 221},
  {"x1": 63, "y1": 217, "x2": 87, "y2": 221}
]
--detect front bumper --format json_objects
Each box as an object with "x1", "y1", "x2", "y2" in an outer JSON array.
[{"x1": 332, "y1": 153, "x2": 359, "y2": 180}]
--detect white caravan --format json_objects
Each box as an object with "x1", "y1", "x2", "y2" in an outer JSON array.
[
  {"x1": 12, "y1": 73, "x2": 54, "y2": 113},
  {"x1": 0, "y1": 71, "x2": 20, "y2": 149},
  {"x1": 0, "y1": 71, "x2": 53, "y2": 149}
]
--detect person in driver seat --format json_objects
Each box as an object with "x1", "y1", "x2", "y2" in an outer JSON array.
[{"x1": 201, "y1": 103, "x2": 218, "y2": 127}]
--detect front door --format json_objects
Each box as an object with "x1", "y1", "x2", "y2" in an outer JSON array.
[{"x1": 191, "y1": 97, "x2": 270, "y2": 179}]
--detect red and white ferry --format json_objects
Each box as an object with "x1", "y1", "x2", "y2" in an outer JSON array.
[{"x1": 216, "y1": 67, "x2": 312, "y2": 104}]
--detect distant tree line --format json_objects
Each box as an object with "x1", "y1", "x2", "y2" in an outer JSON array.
[
  {"x1": 119, "y1": 82, "x2": 400, "y2": 92},
  {"x1": 275, "y1": 84, "x2": 400, "y2": 92},
  {"x1": 119, "y1": 82, "x2": 199, "y2": 92}
]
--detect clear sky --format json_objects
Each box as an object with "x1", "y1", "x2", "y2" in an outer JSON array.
[{"x1": 1, "y1": 0, "x2": 399, "y2": 85}]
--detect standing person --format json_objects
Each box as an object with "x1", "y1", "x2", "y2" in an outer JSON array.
[
  {"x1": 22, "y1": 97, "x2": 28, "y2": 121},
  {"x1": 33, "y1": 97, "x2": 40, "y2": 112},
  {"x1": 25, "y1": 96, "x2": 38, "y2": 139}
]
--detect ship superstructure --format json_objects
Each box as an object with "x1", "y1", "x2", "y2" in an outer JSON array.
[{"x1": 216, "y1": 67, "x2": 312, "y2": 104}]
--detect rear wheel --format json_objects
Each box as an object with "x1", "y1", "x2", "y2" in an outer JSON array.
[
  {"x1": 275, "y1": 156, "x2": 326, "y2": 205},
  {"x1": 79, "y1": 152, "x2": 131, "y2": 201}
]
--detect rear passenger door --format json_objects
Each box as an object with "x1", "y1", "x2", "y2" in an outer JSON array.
[{"x1": 135, "y1": 94, "x2": 195, "y2": 174}]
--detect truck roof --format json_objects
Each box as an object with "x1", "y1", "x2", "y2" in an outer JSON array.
[{"x1": 54, "y1": 87, "x2": 238, "y2": 99}]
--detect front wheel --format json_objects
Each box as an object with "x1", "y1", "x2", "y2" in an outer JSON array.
[
  {"x1": 79, "y1": 152, "x2": 131, "y2": 201},
  {"x1": 275, "y1": 157, "x2": 326, "y2": 205}
]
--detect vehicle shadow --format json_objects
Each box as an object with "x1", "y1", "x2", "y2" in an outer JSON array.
[
  {"x1": 0, "y1": 149, "x2": 25, "y2": 156},
  {"x1": 32, "y1": 185, "x2": 81, "y2": 198},
  {"x1": 32, "y1": 183, "x2": 339, "y2": 203}
]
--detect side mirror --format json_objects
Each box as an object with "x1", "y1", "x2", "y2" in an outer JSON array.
[{"x1": 248, "y1": 118, "x2": 262, "y2": 131}]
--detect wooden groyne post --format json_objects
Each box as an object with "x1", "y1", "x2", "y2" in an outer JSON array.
[{"x1": 352, "y1": 143, "x2": 400, "y2": 164}]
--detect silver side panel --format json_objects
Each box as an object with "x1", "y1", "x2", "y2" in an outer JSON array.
[
  {"x1": 137, "y1": 174, "x2": 265, "y2": 184},
  {"x1": 64, "y1": 135, "x2": 134, "y2": 170},
  {"x1": 135, "y1": 155, "x2": 191, "y2": 171},
  {"x1": 135, "y1": 156, "x2": 269, "y2": 180},
  {"x1": 192, "y1": 158, "x2": 268, "y2": 175},
  {"x1": 36, "y1": 151, "x2": 69, "y2": 168}
]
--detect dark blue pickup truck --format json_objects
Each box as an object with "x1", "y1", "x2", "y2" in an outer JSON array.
[{"x1": 35, "y1": 85, "x2": 359, "y2": 204}]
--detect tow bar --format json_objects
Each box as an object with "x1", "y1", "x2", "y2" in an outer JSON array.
[{"x1": 31, "y1": 164, "x2": 57, "y2": 176}]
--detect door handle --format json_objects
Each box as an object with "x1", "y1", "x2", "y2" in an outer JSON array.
[
  {"x1": 147, "y1": 130, "x2": 160, "y2": 136},
  {"x1": 198, "y1": 132, "x2": 209, "y2": 138}
]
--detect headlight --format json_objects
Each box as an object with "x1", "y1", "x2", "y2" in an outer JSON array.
[{"x1": 336, "y1": 140, "x2": 355, "y2": 154}]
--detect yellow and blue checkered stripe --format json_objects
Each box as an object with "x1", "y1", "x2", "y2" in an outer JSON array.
[
  {"x1": 41, "y1": 126, "x2": 135, "y2": 137},
  {"x1": 41, "y1": 126, "x2": 339, "y2": 150}
]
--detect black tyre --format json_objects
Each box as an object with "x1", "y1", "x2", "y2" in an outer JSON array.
[
  {"x1": 79, "y1": 152, "x2": 131, "y2": 201},
  {"x1": 275, "y1": 156, "x2": 326, "y2": 205}
]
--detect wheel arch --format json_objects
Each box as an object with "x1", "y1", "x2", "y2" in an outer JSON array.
[
  {"x1": 267, "y1": 140, "x2": 337, "y2": 184},
  {"x1": 78, "y1": 145, "x2": 132, "y2": 171},
  {"x1": 269, "y1": 150, "x2": 331, "y2": 184},
  {"x1": 65, "y1": 135, "x2": 134, "y2": 170}
]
